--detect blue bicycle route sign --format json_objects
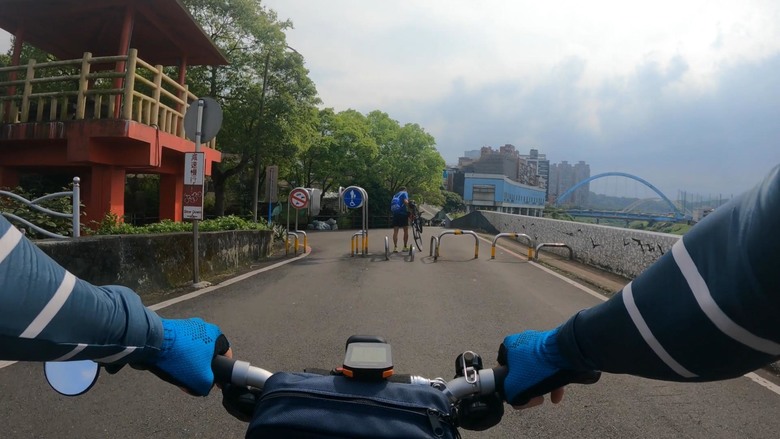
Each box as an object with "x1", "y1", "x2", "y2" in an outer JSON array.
[{"x1": 343, "y1": 186, "x2": 364, "y2": 209}]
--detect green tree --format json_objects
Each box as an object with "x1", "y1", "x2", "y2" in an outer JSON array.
[
  {"x1": 367, "y1": 111, "x2": 445, "y2": 205},
  {"x1": 441, "y1": 190, "x2": 466, "y2": 213},
  {"x1": 293, "y1": 108, "x2": 378, "y2": 194},
  {"x1": 181, "y1": 0, "x2": 319, "y2": 216}
]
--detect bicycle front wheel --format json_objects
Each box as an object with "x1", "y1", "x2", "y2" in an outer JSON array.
[{"x1": 413, "y1": 219, "x2": 423, "y2": 251}]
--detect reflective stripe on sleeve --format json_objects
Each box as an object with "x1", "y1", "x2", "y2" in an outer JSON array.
[
  {"x1": 94, "y1": 346, "x2": 137, "y2": 363},
  {"x1": 672, "y1": 239, "x2": 780, "y2": 355},
  {"x1": 623, "y1": 281, "x2": 698, "y2": 378},
  {"x1": 54, "y1": 343, "x2": 88, "y2": 361},
  {"x1": 0, "y1": 226, "x2": 23, "y2": 266},
  {"x1": 19, "y1": 272, "x2": 77, "y2": 339}
]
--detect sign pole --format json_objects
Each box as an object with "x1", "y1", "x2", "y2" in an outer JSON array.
[
  {"x1": 265, "y1": 165, "x2": 279, "y2": 225},
  {"x1": 193, "y1": 99, "x2": 204, "y2": 284},
  {"x1": 183, "y1": 96, "x2": 222, "y2": 287}
]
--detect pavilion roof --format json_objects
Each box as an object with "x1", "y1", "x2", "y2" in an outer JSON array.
[{"x1": 0, "y1": 0, "x2": 228, "y2": 66}]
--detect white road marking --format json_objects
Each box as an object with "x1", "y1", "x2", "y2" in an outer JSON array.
[
  {"x1": 0, "y1": 248, "x2": 311, "y2": 370},
  {"x1": 485, "y1": 235, "x2": 780, "y2": 398}
]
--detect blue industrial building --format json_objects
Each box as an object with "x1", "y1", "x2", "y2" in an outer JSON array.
[{"x1": 464, "y1": 173, "x2": 546, "y2": 216}]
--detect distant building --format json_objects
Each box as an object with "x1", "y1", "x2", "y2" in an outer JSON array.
[
  {"x1": 518, "y1": 148, "x2": 549, "y2": 198},
  {"x1": 443, "y1": 167, "x2": 458, "y2": 191},
  {"x1": 549, "y1": 161, "x2": 591, "y2": 206},
  {"x1": 463, "y1": 173, "x2": 545, "y2": 216},
  {"x1": 473, "y1": 151, "x2": 519, "y2": 180},
  {"x1": 453, "y1": 145, "x2": 550, "y2": 215}
]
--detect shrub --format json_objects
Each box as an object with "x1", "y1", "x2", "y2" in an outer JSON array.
[{"x1": 90, "y1": 213, "x2": 271, "y2": 235}]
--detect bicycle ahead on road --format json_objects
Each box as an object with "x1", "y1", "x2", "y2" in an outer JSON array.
[{"x1": 408, "y1": 201, "x2": 424, "y2": 252}]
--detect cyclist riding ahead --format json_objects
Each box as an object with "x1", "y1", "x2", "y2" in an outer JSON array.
[{"x1": 390, "y1": 186, "x2": 410, "y2": 252}]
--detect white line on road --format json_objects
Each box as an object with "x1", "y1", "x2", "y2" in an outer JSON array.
[
  {"x1": 0, "y1": 249, "x2": 311, "y2": 370},
  {"x1": 485, "y1": 236, "x2": 780, "y2": 398}
]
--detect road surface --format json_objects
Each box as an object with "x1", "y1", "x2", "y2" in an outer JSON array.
[{"x1": 1, "y1": 227, "x2": 779, "y2": 438}]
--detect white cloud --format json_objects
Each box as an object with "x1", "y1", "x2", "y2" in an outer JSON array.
[
  {"x1": 267, "y1": 0, "x2": 780, "y2": 109},
  {"x1": 260, "y1": 0, "x2": 780, "y2": 196},
  {"x1": 2, "y1": 1, "x2": 778, "y2": 196}
]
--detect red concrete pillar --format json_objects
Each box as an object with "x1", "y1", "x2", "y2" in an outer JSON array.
[
  {"x1": 83, "y1": 166, "x2": 126, "y2": 225},
  {"x1": 159, "y1": 173, "x2": 183, "y2": 222},
  {"x1": 0, "y1": 167, "x2": 20, "y2": 189}
]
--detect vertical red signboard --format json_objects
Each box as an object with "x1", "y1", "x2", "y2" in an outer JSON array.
[{"x1": 183, "y1": 152, "x2": 205, "y2": 220}]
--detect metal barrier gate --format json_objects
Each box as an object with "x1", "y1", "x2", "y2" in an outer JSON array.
[
  {"x1": 534, "y1": 242, "x2": 574, "y2": 261},
  {"x1": 429, "y1": 229, "x2": 479, "y2": 262},
  {"x1": 491, "y1": 232, "x2": 534, "y2": 259}
]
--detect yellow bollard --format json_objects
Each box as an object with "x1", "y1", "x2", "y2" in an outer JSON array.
[
  {"x1": 527, "y1": 247, "x2": 534, "y2": 260},
  {"x1": 491, "y1": 246, "x2": 496, "y2": 259}
]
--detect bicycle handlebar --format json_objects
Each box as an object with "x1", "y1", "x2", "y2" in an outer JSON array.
[{"x1": 212, "y1": 355, "x2": 508, "y2": 403}]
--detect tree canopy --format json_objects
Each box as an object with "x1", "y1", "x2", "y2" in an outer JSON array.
[{"x1": 2, "y1": 0, "x2": 449, "y2": 225}]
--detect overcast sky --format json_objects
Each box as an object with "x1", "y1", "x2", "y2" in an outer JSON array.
[{"x1": 3, "y1": 0, "x2": 779, "y2": 198}]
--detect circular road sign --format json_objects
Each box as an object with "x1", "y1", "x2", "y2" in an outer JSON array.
[
  {"x1": 343, "y1": 186, "x2": 364, "y2": 209},
  {"x1": 184, "y1": 97, "x2": 223, "y2": 143},
  {"x1": 289, "y1": 188, "x2": 310, "y2": 209}
]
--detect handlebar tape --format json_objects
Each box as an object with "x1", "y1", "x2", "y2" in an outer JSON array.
[
  {"x1": 508, "y1": 369, "x2": 601, "y2": 406},
  {"x1": 212, "y1": 355, "x2": 236, "y2": 385},
  {"x1": 491, "y1": 366, "x2": 509, "y2": 394}
]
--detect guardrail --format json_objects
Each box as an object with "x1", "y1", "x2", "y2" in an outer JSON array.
[
  {"x1": 0, "y1": 177, "x2": 81, "y2": 238},
  {"x1": 429, "y1": 235, "x2": 439, "y2": 258},
  {"x1": 294, "y1": 229, "x2": 308, "y2": 252},
  {"x1": 351, "y1": 230, "x2": 367, "y2": 257},
  {"x1": 384, "y1": 235, "x2": 415, "y2": 261},
  {"x1": 285, "y1": 231, "x2": 300, "y2": 256},
  {"x1": 491, "y1": 232, "x2": 534, "y2": 259},
  {"x1": 533, "y1": 242, "x2": 574, "y2": 261},
  {"x1": 430, "y1": 229, "x2": 479, "y2": 262}
]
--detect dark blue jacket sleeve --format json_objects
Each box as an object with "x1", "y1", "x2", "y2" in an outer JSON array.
[
  {"x1": 0, "y1": 214, "x2": 163, "y2": 363},
  {"x1": 557, "y1": 165, "x2": 780, "y2": 381}
]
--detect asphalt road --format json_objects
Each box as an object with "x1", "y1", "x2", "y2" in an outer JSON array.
[{"x1": 1, "y1": 227, "x2": 779, "y2": 438}]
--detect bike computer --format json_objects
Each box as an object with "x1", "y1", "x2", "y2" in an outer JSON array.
[{"x1": 342, "y1": 342, "x2": 393, "y2": 381}]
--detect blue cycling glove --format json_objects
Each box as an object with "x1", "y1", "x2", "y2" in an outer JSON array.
[
  {"x1": 498, "y1": 328, "x2": 600, "y2": 406},
  {"x1": 145, "y1": 318, "x2": 229, "y2": 396}
]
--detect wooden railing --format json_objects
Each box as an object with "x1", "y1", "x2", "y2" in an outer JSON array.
[{"x1": 0, "y1": 49, "x2": 214, "y2": 146}]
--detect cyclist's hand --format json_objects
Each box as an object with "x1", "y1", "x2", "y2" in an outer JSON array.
[
  {"x1": 136, "y1": 318, "x2": 231, "y2": 396},
  {"x1": 222, "y1": 383, "x2": 263, "y2": 422},
  {"x1": 497, "y1": 328, "x2": 600, "y2": 408}
]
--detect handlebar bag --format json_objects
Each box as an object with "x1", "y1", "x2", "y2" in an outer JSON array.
[{"x1": 246, "y1": 372, "x2": 459, "y2": 439}]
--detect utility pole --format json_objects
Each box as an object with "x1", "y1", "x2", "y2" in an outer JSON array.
[{"x1": 251, "y1": 50, "x2": 272, "y2": 222}]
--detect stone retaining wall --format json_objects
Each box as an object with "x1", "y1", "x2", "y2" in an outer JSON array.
[
  {"x1": 36, "y1": 230, "x2": 273, "y2": 294},
  {"x1": 451, "y1": 211, "x2": 680, "y2": 279}
]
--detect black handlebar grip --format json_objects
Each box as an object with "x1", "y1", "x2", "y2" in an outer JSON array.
[
  {"x1": 212, "y1": 355, "x2": 236, "y2": 385},
  {"x1": 491, "y1": 366, "x2": 508, "y2": 395},
  {"x1": 508, "y1": 369, "x2": 601, "y2": 406}
]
